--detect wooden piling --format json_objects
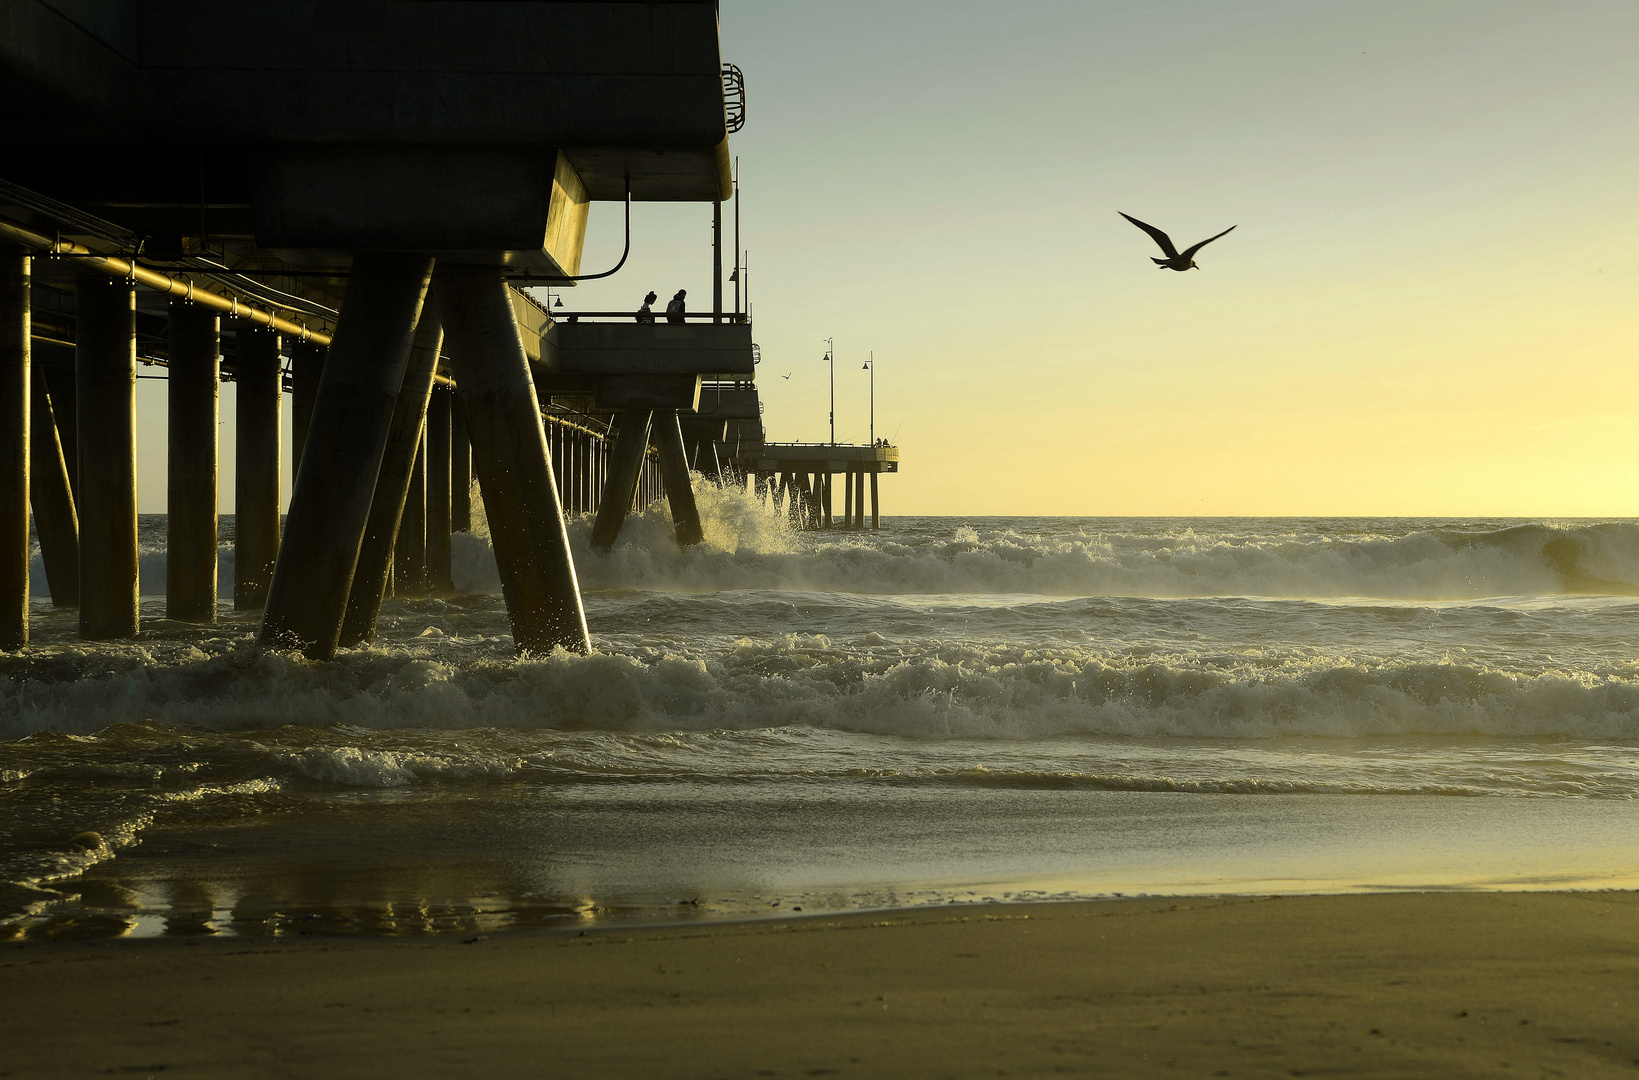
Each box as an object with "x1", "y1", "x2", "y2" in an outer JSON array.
[
  {"x1": 426, "y1": 386, "x2": 453, "y2": 593},
  {"x1": 339, "y1": 305, "x2": 443, "y2": 647},
  {"x1": 871, "y1": 470, "x2": 880, "y2": 530},
  {"x1": 166, "y1": 301, "x2": 219, "y2": 623},
  {"x1": 653, "y1": 410, "x2": 704, "y2": 547},
  {"x1": 261, "y1": 253, "x2": 434, "y2": 659},
  {"x1": 29, "y1": 367, "x2": 78, "y2": 607},
  {"x1": 591, "y1": 410, "x2": 652, "y2": 551},
  {"x1": 436, "y1": 265, "x2": 588, "y2": 655},
  {"x1": 234, "y1": 327, "x2": 282, "y2": 609},
  {"x1": 0, "y1": 250, "x2": 28, "y2": 648},
  {"x1": 75, "y1": 270, "x2": 139, "y2": 640}
]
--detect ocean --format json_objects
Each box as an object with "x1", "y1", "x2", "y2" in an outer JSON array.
[{"x1": 4, "y1": 492, "x2": 1639, "y2": 939}]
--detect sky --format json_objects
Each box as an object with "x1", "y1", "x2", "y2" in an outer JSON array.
[{"x1": 133, "y1": 0, "x2": 1639, "y2": 516}]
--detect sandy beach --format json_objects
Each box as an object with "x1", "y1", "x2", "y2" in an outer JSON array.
[{"x1": 4, "y1": 891, "x2": 1637, "y2": 1078}]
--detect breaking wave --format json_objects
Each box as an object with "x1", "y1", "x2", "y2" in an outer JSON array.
[
  {"x1": 3, "y1": 629, "x2": 1638, "y2": 742},
  {"x1": 32, "y1": 492, "x2": 1639, "y2": 606},
  {"x1": 574, "y1": 492, "x2": 1639, "y2": 601}
]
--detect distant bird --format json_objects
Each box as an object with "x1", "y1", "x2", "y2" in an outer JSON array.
[
  {"x1": 780, "y1": 373, "x2": 792, "y2": 380},
  {"x1": 1120, "y1": 212, "x2": 1236, "y2": 271}
]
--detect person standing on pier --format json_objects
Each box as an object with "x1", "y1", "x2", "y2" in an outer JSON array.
[
  {"x1": 636, "y1": 291, "x2": 658, "y2": 323},
  {"x1": 666, "y1": 289, "x2": 687, "y2": 324}
]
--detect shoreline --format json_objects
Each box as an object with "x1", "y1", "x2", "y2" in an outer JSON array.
[{"x1": 6, "y1": 890, "x2": 1638, "y2": 1078}]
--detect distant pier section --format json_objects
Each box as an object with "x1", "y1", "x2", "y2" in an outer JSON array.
[{"x1": 743, "y1": 443, "x2": 900, "y2": 531}]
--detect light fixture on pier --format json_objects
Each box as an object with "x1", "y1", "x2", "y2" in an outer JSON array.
[
  {"x1": 862, "y1": 353, "x2": 875, "y2": 446},
  {"x1": 554, "y1": 296, "x2": 564, "y2": 308},
  {"x1": 822, "y1": 338, "x2": 835, "y2": 445}
]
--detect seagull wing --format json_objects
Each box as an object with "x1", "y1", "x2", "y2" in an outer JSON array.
[
  {"x1": 1119, "y1": 212, "x2": 1179, "y2": 259},
  {"x1": 1179, "y1": 225, "x2": 1237, "y2": 261}
]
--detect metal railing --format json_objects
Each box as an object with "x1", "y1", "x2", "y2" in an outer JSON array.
[
  {"x1": 548, "y1": 311, "x2": 750, "y2": 323},
  {"x1": 722, "y1": 64, "x2": 746, "y2": 133}
]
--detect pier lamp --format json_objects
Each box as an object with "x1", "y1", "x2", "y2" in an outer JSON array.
[
  {"x1": 823, "y1": 337, "x2": 835, "y2": 444},
  {"x1": 862, "y1": 353, "x2": 874, "y2": 445}
]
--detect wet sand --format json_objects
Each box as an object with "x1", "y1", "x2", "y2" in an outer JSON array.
[{"x1": 4, "y1": 891, "x2": 1638, "y2": 1078}]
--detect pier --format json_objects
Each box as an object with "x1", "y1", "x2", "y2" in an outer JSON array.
[
  {"x1": 743, "y1": 443, "x2": 901, "y2": 531},
  {"x1": 0, "y1": 0, "x2": 899, "y2": 656}
]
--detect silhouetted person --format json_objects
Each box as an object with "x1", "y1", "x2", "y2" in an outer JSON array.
[
  {"x1": 1119, "y1": 212, "x2": 1236, "y2": 271},
  {"x1": 636, "y1": 291, "x2": 658, "y2": 323},
  {"x1": 666, "y1": 289, "x2": 687, "y2": 324}
]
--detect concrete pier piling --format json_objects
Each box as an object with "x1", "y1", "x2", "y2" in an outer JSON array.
[
  {"x1": 591, "y1": 409, "x2": 652, "y2": 551},
  {"x1": 0, "y1": 251, "x2": 28, "y2": 648},
  {"x1": 339, "y1": 304, "x2": 443, "y2": 648},
  {"x1": 43, "y1": 365, "x2": 77, "y2": 504},
  {"x1": 654, "y1": 410, "x2": 704, "y2": 547},
  {"x1": 75, "y1": 271, "x2": 140, "y2": 640},
  {"x1": 436, "y1": 264, "x2": 588, "y2": 655},
  {"x1": 426, "y1": 387, "x2": 453, "y2": 593},
  {"x1": 29, "y1": 368, "x2": 78, "y2": 608},
  {"x1": 854, "y1": 467, "x2": 866, "y2": 531},
  {"x1": 871, "y1": 472, "x2": 880, "y2": 529},
  {"x1": 166, "y1": 301, "x2": 219, "y2": 623},
  {"x1": 395, "y1": 437, "x2": 428, "y2": 597},
  {"x1": 451, "y1": 396, "x2": 471, "y2": 532},
  {"x1": 261, "y1": 253, "x2": 434, "y2": 659},
  {"x1": 234, "y1": 327, "x2": 282, "y2": 609},
  {"x1": 290, "y1": 340, "x2": 325, "y2": 476}
]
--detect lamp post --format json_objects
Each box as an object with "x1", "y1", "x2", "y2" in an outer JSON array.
[
  {"x1": 823, "y1": 337, "x2": 834, "y2": 445},
  {"x1": 862, "y1": 353, "x2": 874, "y2": 445}
]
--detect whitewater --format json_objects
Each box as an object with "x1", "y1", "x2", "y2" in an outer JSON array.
[{"x1": 4, "y1": 491, "x2": 1639, "y2": 938}]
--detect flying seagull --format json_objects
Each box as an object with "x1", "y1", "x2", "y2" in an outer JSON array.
[{"x1": 1120, "y1": 212, "x2": 1236, "y2": 271}]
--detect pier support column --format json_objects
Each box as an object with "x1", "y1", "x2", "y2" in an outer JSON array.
[
  {"x1": 871, "y1": 471, "x2": 880, "y2": 530},
  {"x1": 234, "y1": 327, "x2": 282, "y2": 609},
  {"x1": 166, "y1": 302, "x2": 219, "y2": 622},
  {"x1": 426, "y1": 387, "x2": 453, "y2": 593},
  {"x1": 591, "y1": 410, "x2": 652, "y2": 551},
  {"x1": 339, "y1": 306, "x2": 443, "y2": 647},
  {"x1": 0, "y1": 251, "x2": 28, "y2": 648},
  {"x1": 394, "y1": 437, "x2": 427, "y2": 597},
  {"x1": 654, "y1": 410, "x2": 704, "y2": 548},
  {"x1": 42, "y1": 365, "x2": 78, "y2": 506},
  {"x1": 794, "y1": 473, "x2": 812, "y2": 528},
  {"x1": 435, "y1": 265, "x2": 588, "y2": 654},
  {"x1": 75, "y1": 270, "x2": 139, "y2": 640},
  {"x1": 854, "y1": 466, "x2": 866, "y2": 531},
  {"x1": 261, "y1": 253, "x2": 434, "y2": 659},
  {"x1": 290, "y1": 340, "x2": 325, "y2": 477},
  {"x1": 843, "y1": 469, "x2": 854, "y2": 530},
  {"x1": 30, "y1": 367, "x2": 77, "y2": 607},
  {"x1": 822, "y1": 471, "x2": 833, "y2": 530},
  {"x1": 451, "y1": 393, "x2": 471, "y2": 532},
  {"x1": 576, "y1": 432, "x2": 589, "y2": 516}
]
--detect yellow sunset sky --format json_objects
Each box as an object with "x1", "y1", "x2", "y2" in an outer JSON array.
[
  {"x1": 572, "y1": 0, "x2": 1639, "y2": 516},
  {"x1": 125, "y1": 0, "x2": 1639, "y2": 517}
]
